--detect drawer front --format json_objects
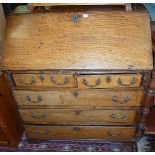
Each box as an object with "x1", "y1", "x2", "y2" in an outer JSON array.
[
  {"x1": 77, "y1": 74, "x2": 142, "y2": 89},
  {"x1": 13, "y1": 89, "x2": 143, "y2": 107},
  {"x1": 12, "y1": 74, "x2": 74, "y2": 88},
  {"x1": 24, "y1": 125, "x2": 136, "y2": 141},
  {"x1": 19, "y1": 109, "x2": 137, "y2": 125}
]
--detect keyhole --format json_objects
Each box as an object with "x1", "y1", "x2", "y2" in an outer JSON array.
[{"x1": 72, "y1": 15, "x2": 79, "y2": 23}]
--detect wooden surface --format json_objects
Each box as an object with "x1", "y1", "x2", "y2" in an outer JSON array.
[
  {"x1": 24, "y1": 125, "x2": 136, "y2": 141},
  {"x1": 2, "y1": 6, "x2": 152, "y2": 140},
  {"x1": 145, "y1": 108, "x2": 155, "y2": 134},
  {"x1": 13, "y1": 89, "x2": 143, "y2": 107},
  {"x1": 2, "y1": 11, "x2": 152, "y2": 70},
  {"x1": 19, "y1": 109, "x2": 137, "y2": 125},
  {"x1": 0, "y1": 127, "x2": 9, "y2": 146},
  {"x1": 12, "y1": 73, "x2": 142, "y2": 88},
  {"x1": 144, "y1": 22, "x2": 155, "y2": 134},
  {"x1": 0, "y1": 96, "x2": 9, "y2": 146},
  {"x1": 0, "y1": 74, "x2": 23, "y2": 146},
  {"x1": 13, "y1": 73, "x2": 75, "y2": 88},
  {"x1": 77, "y1": 74, "x2": 142, "y2": 89},
  {"x1": 0, "y1": 128, "x2": 8, "y2": 142},
  {"x1": 0, "y1": 4, "x2": 5, "y2": 38}
]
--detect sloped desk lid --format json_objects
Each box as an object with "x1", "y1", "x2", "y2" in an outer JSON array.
[{"x1": 2, "y1": 11, "x2": 153, "y2": 70}]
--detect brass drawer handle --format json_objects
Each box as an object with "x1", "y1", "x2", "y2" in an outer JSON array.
[
  {"x1": 26, "y1": 96, "x2": 42, "y2": 103},
  {"x1": 18, "y1": 77, "x2": 36, "y2": 85},
  {"x1": 112, "y1": 96, "x2": 129, "y2": 104},
  {"x1": 117, "y1": 77, "x2": 136, "y2": 86},
  {"x1": 107, "y1": 131, "x2": 122, "y2": 137},
  {"x1": 39, "y1": 75, "x2": 44, "y2": 81},
  {"x1": 30, "y1": 77, "x2": 36, "y2": 84},
  {"x1": 31, "y1": 112, "x2": 46, "y2": 119},
  {"x1": 50, "y1": 76, "x2": 70, "y2": 85},
  {"x1": 18, "y1": 77, "x2": 24, "y2": 83},
  {"x1": 34, "y1": 130, "x2": 50, "y2": 135},
  {"x1": 111, "y1": 113, "x2": 127, "y2": 119},
  {"x1": 82, "y1": 79, "x2": 101, "y2": 88}
]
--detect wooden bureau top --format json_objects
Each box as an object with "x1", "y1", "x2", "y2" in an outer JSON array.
[{"x1": 1, "y1": 11, "x2": 153, "y2": 70}]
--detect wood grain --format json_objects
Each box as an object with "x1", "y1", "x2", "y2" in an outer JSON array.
[
  {"x1": 0, "y1": 128, "x2": 8, "y2": 143},
  {"x1": 0, "y1": 74, "x2": 23, "y2": 146},
  {"x1": 145, "y1": 108, "x2": 155, "y2": 134},
  {"x1": 12, "y1": 73, "x2": 143, "y2": 88},
  {"x1": 12, "y1": 73, "x2": 75, "y2": 88},
  {"x1": 1, "y1": 7, "x2": 152, "y2": 141},
  {"x1": 19, "y1": 108, "x2": 138, "y2": 125},
  {"x1": 24, "y1": 125, "x2": 136, "y2": 140},
  {"x1": 77, "y1": 74, "x2": 142, "y2": 89},
  {"x1": 145, "y1": 24, "x2": 155, "y2": 134},
  {"x1": 13, "y1": 89, "x2": 143, "y2": 107},
  {"x1": 2, "y1": 11, "x2": 152, "y2": 70}
]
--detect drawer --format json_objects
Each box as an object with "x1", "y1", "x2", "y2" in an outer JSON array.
[
  {"x1": 13, "y1": 89, "x2": 143, "y2": 107},
  {"x1": 12, "y1": 74, "x2": 74, "y2": 88},
  {"x1": 24, "y1": 125, "x2": 136, "y2": 141},
  {"x1": 77, "y1": 74, "x2": 142, "y2": 89},
  {"x1": 19, "y1": 109, "x2": 138, "y2": 125}
]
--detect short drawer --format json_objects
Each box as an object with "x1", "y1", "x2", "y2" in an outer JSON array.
[
  {"x1": 77, "y1": 74, "x2": 142, "y2": 89},
  {"x1": 24, "y1": 125, "x2": 136, "y2": 141},
  {"x1": 12, "y1": 74, "x2": 74, "y2": 88},
  {"x1": 19, "y1": 109, "x2": 138, "y2": 125},
  {"x1": 13, "y1": 89, "x2": 143, "y2": 107}
]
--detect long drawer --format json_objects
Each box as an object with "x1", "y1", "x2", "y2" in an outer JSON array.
[
  {"x1": 24, "y1": 125, "x2": 136, "y2": 141},
  {"x1": 19, "y1": 109, "x2": 138, "y2": 125},
  {"x1": 13, "y1": 89, "x2": 143, "y2": 107}
]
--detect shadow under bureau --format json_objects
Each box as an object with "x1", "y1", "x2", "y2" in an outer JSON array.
[{"x1": 1, "y1": 6, "x2": 153, "y2": 141}]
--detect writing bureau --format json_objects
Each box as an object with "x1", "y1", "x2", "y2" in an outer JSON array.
[{"x1": 1, "y1": 5, "x2": 153, "y2": 141}]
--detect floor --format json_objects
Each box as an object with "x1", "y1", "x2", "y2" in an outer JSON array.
[
  {"x1": 0, "y1": 133, "x2": 155, "y2": 152},
  {"x1": 137, "y1": 135, "x2": 155, "y2": 151}
]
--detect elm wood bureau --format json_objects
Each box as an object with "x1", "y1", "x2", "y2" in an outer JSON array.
[{"x1": 1, "y1": 6, "x2": 153, "y2": 141}]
